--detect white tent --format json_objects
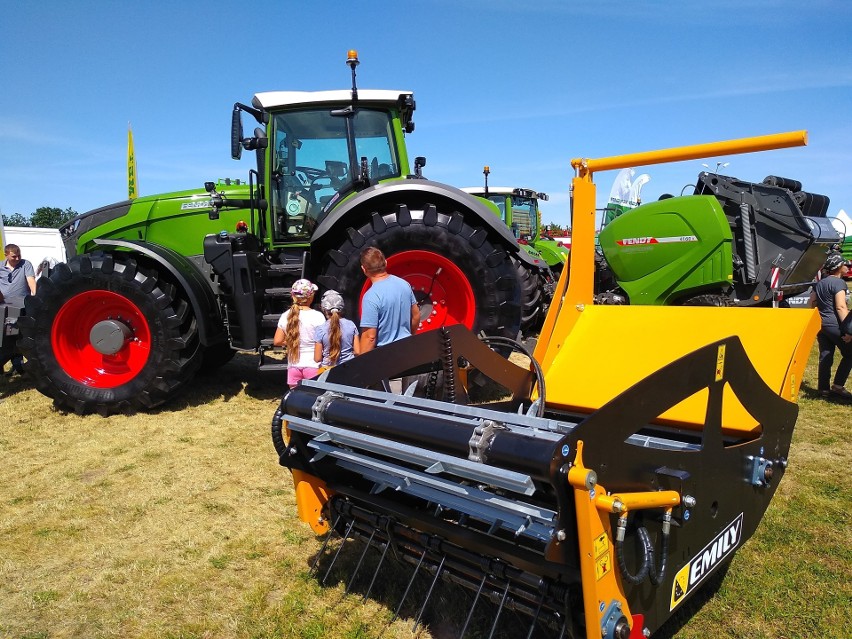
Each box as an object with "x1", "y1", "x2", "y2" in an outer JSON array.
[{"x1": 830, "y1": 208, "x2": 851, "y2": 237}]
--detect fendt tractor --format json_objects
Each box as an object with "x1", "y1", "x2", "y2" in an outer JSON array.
[
  {"x1": 463, "y1": 168, "x2": 571, "y2": 331},
  {"x1": 272, "y1": 131, "x2": 822, "y2": 638},
  {"x1": 18, "y1": 51, "x2": 555, "y2": 415}
]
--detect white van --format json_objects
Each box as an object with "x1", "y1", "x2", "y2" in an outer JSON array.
[{"x1": 0, "y1": 221, "x2": 66, "y2": 278}]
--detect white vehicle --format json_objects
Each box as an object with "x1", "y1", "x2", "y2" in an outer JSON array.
[{"x1": 0, "y1": 222, "x2": 66, "y2": 278}]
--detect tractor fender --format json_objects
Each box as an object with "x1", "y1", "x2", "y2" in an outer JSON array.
[
  {"x1": 92, "y1": 238, "x2": 226, "y2": 346},
  {"x1": 311, "y1": 179, "x2": 542, "y2": 269}
]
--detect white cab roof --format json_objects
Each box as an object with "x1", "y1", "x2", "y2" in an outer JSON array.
[
  {"x1": 461, "y1": 187, "x2": 516, "y2": 195},
  {"x1": 253, "y1": 89, "x2": 412, "y2": 110}
]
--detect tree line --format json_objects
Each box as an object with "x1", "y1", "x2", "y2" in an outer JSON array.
[{"x1": 2, "y1": 207, "x2": 78, "y2": 229}]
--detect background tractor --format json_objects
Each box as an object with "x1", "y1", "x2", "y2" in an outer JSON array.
[
  {"x1": 18, "y1": 51, "x2": 544, "y2": 415},
  {"x1": 463, "y1": 169, "x2": 569, "y2": 332}
]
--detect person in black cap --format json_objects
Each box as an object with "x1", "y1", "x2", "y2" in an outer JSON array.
[{"x1": 808, "y1": 252, "x2": 852, "y2": 399}]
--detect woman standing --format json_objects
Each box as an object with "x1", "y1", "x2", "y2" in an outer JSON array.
[{"x1": 809, "y1": 253, "x2": 852, "y2": 400}]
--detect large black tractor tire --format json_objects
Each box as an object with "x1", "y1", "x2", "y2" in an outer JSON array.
[
  {"x1": 514, "y1": 259, "x2": 543, "y2": 336},
  {"x1": 318, "y1": 203, "x2": 521, "y2": 340},
  {"x1": 17, "y1": 253, "x2": 202, "y2": 415}
]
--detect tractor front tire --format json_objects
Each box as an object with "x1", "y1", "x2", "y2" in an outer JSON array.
[
  {"x1": 318, "y1": 203, "x2": 520, "y2": 339},
  {"x1": 18, "y1": 253, "x2": 201, "y2": 415}
]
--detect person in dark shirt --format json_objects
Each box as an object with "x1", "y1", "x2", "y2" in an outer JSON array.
[
  {"x1": 808, "y1": 253, "x2": 852, "y2": 399},
  {"x1": 0, "y1": 244, "x2": 36, "y2": 376}
]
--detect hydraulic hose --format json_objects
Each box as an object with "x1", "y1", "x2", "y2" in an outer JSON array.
[
  {"x1": 271, "y1": 396, "x2": 289, "y2": 460},
  {"x1": 614, "y1": 511, "x2": 671, "y2": 586},
  {"x1": 615, "y1": 516, "x2": 653, "y2": 585},
  {"x1": 478, "y1": 335, "x2": 546, "y2": 417}
]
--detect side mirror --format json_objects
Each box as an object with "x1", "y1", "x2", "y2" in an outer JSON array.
[{"x1": 231, "y1": 106, "x2": 243, "y2": 160}]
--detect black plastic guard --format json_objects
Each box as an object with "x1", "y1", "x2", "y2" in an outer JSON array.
[{"x1": 563, "y1": 335, "x2": 797, "y2": 633}]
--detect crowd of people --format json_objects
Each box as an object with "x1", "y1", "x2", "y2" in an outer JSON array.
[{"x1": 274, "y1": 246, "x2": 419, "y2": 390}]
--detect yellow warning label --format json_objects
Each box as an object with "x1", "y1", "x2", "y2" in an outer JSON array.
[
  {"x1": 595, "y1": 552, "x2": 611, "y2": 580},
  {"x1": 594, "y1": 532, "x2": 609, "y2": 558},
  {"x1": 670, "y1": 563, "x2": 690, "y2": 610},
  {"x1": 715, "y1": 344, "x2": 726, "y2": 381}
]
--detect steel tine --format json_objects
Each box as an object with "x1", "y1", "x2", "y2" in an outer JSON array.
[
  {"x1": 556, "y1": 614, "x2": 568, "y2": 639},
  {"x1": 524, "y1": 590, "x2": 546, "y2": 639},
  {"x1": 486, "y1": 580, "x2": 511, "y2": 639},
  {"x1": 363, "y1": 536, "x2": 392, "y2": 602},
  {"x1": 392, "y1": 545, "x2": 428, "y2": 621},
  {"x1": 310, "y1": 511, "x2": 343, "y2": 574},
  {"x1": 321, "y1": 518, "x2": 356, "y2": 586},
  {"x1": 458, "y1": 573, "x2": 488, "y2": 639},
  {"x1": 345, "y1": 527, "x2": 377, "y2": 594},
  {"x1": 412, "y1": 554, "x2": 446, "y2": 631}
]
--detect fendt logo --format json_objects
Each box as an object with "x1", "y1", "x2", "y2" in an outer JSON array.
[
  {"x1": 670, "y1": 513, "x2": 743, "y2": 611},
  {"x1": 616, "y1": 235, "x2": 698, "y2": 247}
]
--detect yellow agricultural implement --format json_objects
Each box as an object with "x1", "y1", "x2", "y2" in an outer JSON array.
[{"x1": 272, "y1": 131, "x2": 819, "y2": 638}]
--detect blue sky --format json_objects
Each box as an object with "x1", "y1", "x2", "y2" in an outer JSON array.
[{"x1": 1, "y1": 0, "x2": 851, "y2": 229}]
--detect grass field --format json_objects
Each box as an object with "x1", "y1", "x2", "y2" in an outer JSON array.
[{"x1": 0, "y1": 346, "x2": 849, "y2": 639}]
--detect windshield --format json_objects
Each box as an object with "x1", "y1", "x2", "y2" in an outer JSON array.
[
  {"x1": 269, "y1": 108, "x2": 400, "y2": 241},
  {"x1": 509, "y1": 196, "x2": 537, "y2": 240}
]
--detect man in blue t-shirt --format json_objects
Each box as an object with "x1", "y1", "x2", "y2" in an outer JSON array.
[{"x1": 359, "y1": 247, "x2": 420, "y2": 353}]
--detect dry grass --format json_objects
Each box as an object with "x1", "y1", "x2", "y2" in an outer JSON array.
[{"x1": 0, "y1": 346, "x2": 849, "y2": 639}]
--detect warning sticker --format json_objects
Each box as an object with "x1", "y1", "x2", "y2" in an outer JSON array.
[
  {"x1": 594, "y1": 533, "x2": 609, "y2": 558},
  {"x1": 715, "y1": 344, "x2": 726, "y2": 382},
  {"x1": 595, "y1": 552, "x2": 612, "y2": 580}
]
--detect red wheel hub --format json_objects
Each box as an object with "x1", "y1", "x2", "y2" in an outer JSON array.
[
  {"x1": 51, "y1": 290, "x2": 151, "y2": 388},
  {"x1": 359, "y1": 250, "x2": 476, "y2": 333}
]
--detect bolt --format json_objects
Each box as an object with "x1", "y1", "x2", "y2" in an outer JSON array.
[
  {"x1": 432, "y1": 310, "x2": 437, "y2": 315},
  {"x1": 683, "y1": 495, "x2": 697, "y2": 508},
  {"x1": 426, "y1": 318, "x2": 432, "y2": 323},
  {"x1": 440, "y1": 299, "x2": 445, "y2": 305},
  {"x1": 555, "y1": 529, "x2": 567, "y2": 542},
  {"x1": 643, "y1": 628, "x2": 651, "y2": 638}
]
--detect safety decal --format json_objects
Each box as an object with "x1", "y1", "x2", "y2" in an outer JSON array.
[
  {"x1": 615, "y1": 235, "x2": 698, "y2": 246},
  {"x1": 594, "y1": 532, "x2": 611, "y2": 581},
  {"x1": 715, "y1": 344, "x2": 726, "y2": 382},
  {"x1": 670, "y1": 512, "x2": 743, "y2": 610}
]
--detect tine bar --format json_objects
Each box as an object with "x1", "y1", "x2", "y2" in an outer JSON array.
[
  {"x1": 310, "y1": 511, "x2": 343, "y2": 575},
  {"x1": 392, "y1": 545, "x2": 428, "y2": 621},
  {"x1": 345, "y1": 527, "x2": 378, "y2": 595},
  {"x1": 487, "y1": 580, "x2": 511, "y2": 639},
  {"x1": 321, "y1": 518, "x2": 356, "y2": 586},
  {"x1": 459, "y1": 573, "x2": 488, "y2": 639},
  {"x1": 412, "y1": 554, "x2": 447, "y2": 632}
]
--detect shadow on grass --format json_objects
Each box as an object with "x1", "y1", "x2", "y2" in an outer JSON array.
[{"x1": 307, "y1": 536, "x2": 569, "y2": 639}]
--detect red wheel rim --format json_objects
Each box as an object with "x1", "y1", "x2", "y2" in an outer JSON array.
[
  {"x1": 359, "y1": 250, "x2": 476, "y2": 333},
  {"x1": 51, "y1": 290, "x2": 151, "y2": 388}
]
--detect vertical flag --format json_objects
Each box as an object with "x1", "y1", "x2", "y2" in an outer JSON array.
[{"x1": 127, "y1": 123, "x2": 138, "y2": 199}]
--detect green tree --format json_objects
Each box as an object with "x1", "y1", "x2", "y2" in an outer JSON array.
[
  {"x1": 2, "y1": 212, "x2": 31, "y2": 226},
  {"x1": 30, "y1": 207, "x2": 77, "y2": 228}
]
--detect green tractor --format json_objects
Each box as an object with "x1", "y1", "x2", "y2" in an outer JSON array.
[
  {"x1": 18, "y1": 51, "x2": 541, "y2": 415},
  {"x1": 463, "y1": 168, "x2": 570, "y2": 330}
]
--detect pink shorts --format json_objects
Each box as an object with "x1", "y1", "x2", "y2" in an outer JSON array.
[{"x1": 288, "y1": 366, "x2": 319, "y2": 388}]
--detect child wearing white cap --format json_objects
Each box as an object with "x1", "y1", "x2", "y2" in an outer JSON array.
[{"x1": 273, "y1": 279, "x2": 325, "y2": 388}]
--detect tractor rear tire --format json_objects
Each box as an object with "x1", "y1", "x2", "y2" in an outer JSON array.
[
  {"x1": 17, "y1": 253, "x2": 202, "y2": 415},
  {"x1": 318, "y1": 204, "x2": 520, "y2": 339},
  {"x1": 514, "y1": 259, "x2": 542, "y2": 335}
]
